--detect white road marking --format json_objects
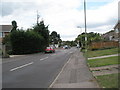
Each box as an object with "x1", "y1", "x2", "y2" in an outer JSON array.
[
  {"x1": 40, "y1": 57, "x2": 48, "y2": 61},
  {"x1": 10, "y1": 62, "x2": 34, "y2": 72}
]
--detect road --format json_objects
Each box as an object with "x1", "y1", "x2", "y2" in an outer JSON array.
[{"x1": 2, "y1": 47, "x2": 77, "y2": 88}]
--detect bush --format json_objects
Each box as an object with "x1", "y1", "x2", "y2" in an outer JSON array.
[
  {"x1": 7, "y1": 50, "x2": 13, "y2": 55},
  {"x1": 10, "y1": 30, "x2": 44, "y2": 55}
]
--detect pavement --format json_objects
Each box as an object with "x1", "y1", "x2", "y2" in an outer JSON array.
[
  {"x1": 90, "y1": 64, "x2": 119, "y2": 76},
  {"x1": 50, "y1": 49, "x2": 100, "y2": 88},
  {"x1": 88, "y1": 54, "x2": 119, "y2": 60}
]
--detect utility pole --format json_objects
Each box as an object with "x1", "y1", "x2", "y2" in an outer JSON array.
[
  {"x1": 84, "y1": 0, "x2": 87, "y2": 52},
  {"x1": 84, "y1": 0, "x2": 88, "y2": 61}
]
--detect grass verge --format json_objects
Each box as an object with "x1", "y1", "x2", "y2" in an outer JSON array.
[
  {"x1": 96, "y1": 73, "x2": 119, "y2": 88},
  {"x1": 88, "y1": 56, "x2": 119, "y2": 67},
  {"x1": 86, "y1": 48, "x2": 118, "y2": 58}
]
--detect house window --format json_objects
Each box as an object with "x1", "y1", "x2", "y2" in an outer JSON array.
[
  {"x1": 115, "y1": 28, "x2": 119, "y2": 33},
  {"x1": 0, "y1": 32, "x2": 2, "y2": 38},
  {"x1": 109, "y1": 36, "x2": 113, "y2": 40}
]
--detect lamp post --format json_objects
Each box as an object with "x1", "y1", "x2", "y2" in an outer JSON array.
[
  {"x1": 83, "y1": 0, "x2": 88, "y2": 62},
  {"x1": 84, "y1": 0, "x2": 87, "y2": 52}
]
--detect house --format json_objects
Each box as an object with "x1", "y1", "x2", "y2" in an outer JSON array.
[
  {"x1": 102, "y1": 30, "x2": 118, "y2": 41},
  {"x1": 113, "y1": 20, "x2": 120, "y2": 44},
  {"x1": 102, "y1": 21, "x2": 120, "y2": 42},
  {"x1": 0, "y1": 25, "x2": 12, "y2": 37},
  {"x1": 0, "y1": 25, "x2": 12, "y2": 49},
  {"x1": 114, "y1": 21, "x2": 120, "y2": 32}
]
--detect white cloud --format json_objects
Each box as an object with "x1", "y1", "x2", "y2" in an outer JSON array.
[
  {"x1": 1, "y1": 0, "x2": 119, "y2": 41},
  {"x1": 86, "y1": 0, "x2": 118, "y2": 34}
]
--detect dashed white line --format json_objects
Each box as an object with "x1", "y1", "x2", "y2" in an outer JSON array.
[
  {"x1": 10, "y1": 62, "x2": 34, "y2": 72},
  {"x1": 40, "y1": 57, "x2": 48, "y2": 61}
]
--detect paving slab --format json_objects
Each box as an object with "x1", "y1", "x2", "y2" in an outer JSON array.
[
  {"x1": 90, "y1": 64, "x2": 119, "y2": 76},
  {"x1": 50, "y1": 49, "x2": 99, "y2": 88},
  {"x1": 88, "y1": 54, "x2": 119, "y2": 60}
]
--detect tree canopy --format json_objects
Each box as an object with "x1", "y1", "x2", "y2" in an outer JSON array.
[
  {"x1": 50, "y1": 31, "x2": 62, "y2": 47},
  {"x1": 75, "y1": 32, "x2": 103, "y2": 48},
  {"x1": 11, "y1": 20, "x2": 17, "y2": 32},
  {"x1": 4, "y1": 20, "x2": 50, "y2": 54}
]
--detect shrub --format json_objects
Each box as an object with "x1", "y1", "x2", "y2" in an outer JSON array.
[{"x1": 10, "y1": 30, "x2": 44, "y2": 55}]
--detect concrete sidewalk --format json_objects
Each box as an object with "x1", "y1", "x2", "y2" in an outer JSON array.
[
  {"x1": 88, "y1": 54, "x2": 119, "y2": 60},
  {"x1": 50, "y1": 49, "x2": 99, "y2": 88}
]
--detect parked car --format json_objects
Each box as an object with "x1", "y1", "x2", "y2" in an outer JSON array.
[{"x1": 45, "y1": 47, "x2": 55, "y2": 53}]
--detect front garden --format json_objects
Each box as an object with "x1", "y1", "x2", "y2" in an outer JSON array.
[{"x1": 83, "y1": 47, "x2": 119, "y2": 88}]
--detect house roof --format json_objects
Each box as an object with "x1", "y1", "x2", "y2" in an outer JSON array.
[
  {"x1": 114, "y1": 20, "x2": 120, "y2": 29},
  {"x1": 0, "y1": 25, "x2": 12, "y2": 32},
  {"x1": 102, "y1": 30, "x2": 115, "y2": 37}
]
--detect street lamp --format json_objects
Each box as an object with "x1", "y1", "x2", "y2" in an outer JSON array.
[
  {"x1": 83, "y1": 0, "x2": 88, "y2": 62},
  {"x1": 84, "y1": 0, "x2": 87, "y2": 52}
]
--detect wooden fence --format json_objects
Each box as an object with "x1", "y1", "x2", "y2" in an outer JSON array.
[{"x1": 89, "y1": 41, "x2": 119, "y2": 50}]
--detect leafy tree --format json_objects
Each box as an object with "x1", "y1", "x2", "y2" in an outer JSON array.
[
  {"x1": 75, "y1": 32, "x2": 102, "y2": 48},
  {"x1": 3, "y1": 20, "x2": 51, "y2": 55},
  {"x1": 50, "y1": 31, "x2": 62, "y2": 47},
  {"x1": 11, "y1": 20, "x2": 17, "y2": 32},
  {"x1": 33, "y1": 20, "x2": 49, "y2": 48},
  {"x1": 50, "y1": 31, "x2": 58, "y2": 44},
  {"x1": 62, "y1": 41, "x2": 76, "y2": 47}
]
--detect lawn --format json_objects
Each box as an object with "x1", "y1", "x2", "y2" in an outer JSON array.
[
  {"x1": 86, "y1": 48, "x2": 118, "y2": 58},
  {"x1": 88, "y1": 56, "x2": 119, "y2": 67},
  {"x1": 96, "y1": 73, "x2": 119, "y2": 88}
]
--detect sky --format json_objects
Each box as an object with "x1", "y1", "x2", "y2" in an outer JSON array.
[{"x1": 0, "y1": 0, "x2": 119, "y2": 41}]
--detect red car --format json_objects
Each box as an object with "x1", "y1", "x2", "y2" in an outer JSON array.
[{"x1": 45, "y1": 47, "x2": 55, "y2": 53}]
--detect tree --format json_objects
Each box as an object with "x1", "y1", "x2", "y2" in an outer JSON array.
[
  {"x1": 11, "y1": 20, "x2": 17, "y2": 32},
  {"x1": 33, "y1": 20, "x2": 49, "y2": 49},
  {"x1": 50, "y1": 31, "x2": 62, "y2": 47},
  {"x1": 75, "y1": 32, "x2": 102, "y2": 48},
  {"x1": 3, "y1": 20, "x2": 51, "y2": 55}
]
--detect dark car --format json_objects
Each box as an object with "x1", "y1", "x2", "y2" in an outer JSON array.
[
  {"x1": 45, "y1": 47, "x2": 55, "y2": 53},
  {"x1": 63, "y1": 45, "x2": 70, "y2": 49}
]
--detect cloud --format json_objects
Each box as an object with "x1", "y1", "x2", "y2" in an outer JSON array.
[
  {"x1": 85, "y1": 0, "x2": 118, "y2": 34},
  {"x1": 1, "y1": 2, "x2": 37, "y2": 16},
  {"x1": 0, "y1": 0, "x2": 119, "y2": 41}
]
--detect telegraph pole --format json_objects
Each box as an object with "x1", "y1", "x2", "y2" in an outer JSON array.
[{"x1": 84, "y1": 0, "x2": 87, "y2": 52}]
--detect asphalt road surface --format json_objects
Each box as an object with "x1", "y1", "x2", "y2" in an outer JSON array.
[{"x1": 2, "y1": 47, "x2": 77, "y2": 88}]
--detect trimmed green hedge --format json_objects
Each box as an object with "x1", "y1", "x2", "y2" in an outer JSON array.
[{"x1": 10, "y1": 30, "x2": 44, "y2": 55}]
